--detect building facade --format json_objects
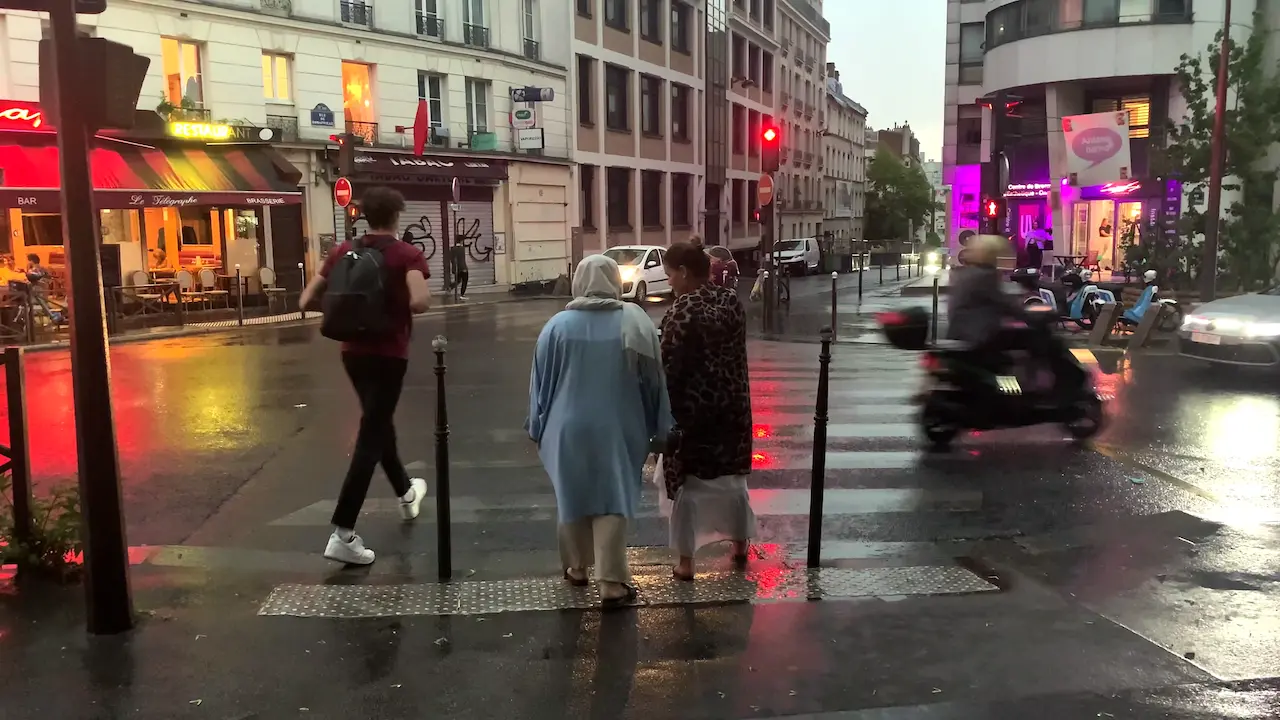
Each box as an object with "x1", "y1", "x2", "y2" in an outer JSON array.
[
  {"x1": 0, "y1": 0, "x2": 576, "y2": 295},
  {"x1": 923, "y1": 159, "x2": 948, "y2": 245},
  {"x1": 571, "y1": 0, "x2": 706, "y2": 255},
  {"x1": 775, "y1": 0, "x2": 829, "y2": 242},
  {"x1": 941, "y1": 0, "x2": 1268, "y2": 269},
  {"x1": 724, "y1": 0, "x2": 778, "y2": 254},
  {"x1": 822, "y1": 64, "x2": 867, "y2": 244}
]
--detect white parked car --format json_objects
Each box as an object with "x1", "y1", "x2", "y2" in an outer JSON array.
[
  {"x1": 772, "y1": 237, "x2": 821, "y2": 275},
  {"x1": 1180, "y1": 288, "x2": 1280, "y2": 366},
  {"x1": 603, "y1": 245, "x2": 671, "y2": 301}
]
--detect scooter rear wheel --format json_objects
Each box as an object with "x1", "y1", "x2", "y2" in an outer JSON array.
[
  {"x1": 1064, "y1": 394, "x2": 1104, "y2": 440},
  {"x1": 921, "y1": 404, "x2": 959, "y2": 449}
]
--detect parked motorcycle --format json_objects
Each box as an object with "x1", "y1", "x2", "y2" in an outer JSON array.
[
  {"x1": 879, "y1": 306, "x2": 1105, "y2": 449},
  {"x1": 1012, "y1": 267, "x2": 1116, "y2": 329}
]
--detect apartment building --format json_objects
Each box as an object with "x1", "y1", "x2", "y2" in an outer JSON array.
[
  {"x1": 872, "y1": 123, "x2": 922, "y2": 168},
  {"x1": 923, "y1": 159, "x2": 948, "y2": 244},
  {"x1": 571, "y1": 0, "x2": 706, "y2": 254},
  {"x1": 725, "y1": 0, "x2": 778, "y2": 255},
  {"x1": 822, "y1": 63, "x2": 867, "y2": 244},
  {"x1": 775, "y1": 0, "x2": 829, "y2": 242},
  {"x1": 0, "y1": 0, "x2": 577, "y2": 293}
]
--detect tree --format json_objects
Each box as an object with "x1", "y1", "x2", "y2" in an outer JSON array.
[
  {"x1": 864, "y1": 152, "x2": 934, "y2": 242},
  {"x1": 1160, "y1": 11, "x2": 1280, "y2": 291}
]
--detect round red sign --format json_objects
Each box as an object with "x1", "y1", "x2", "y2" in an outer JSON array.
[
  {"x1": 757, "y1": 174, "x2": 775, "y2": 207},
  {"x1": 334, "y1": 177, "x2": 353, "y2": 208}
]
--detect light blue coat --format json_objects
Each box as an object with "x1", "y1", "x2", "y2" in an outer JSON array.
[{"x1": 526, "y1": 308, "x2": 671, "y2": 523}]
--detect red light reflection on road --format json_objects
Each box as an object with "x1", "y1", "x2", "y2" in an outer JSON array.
[
  {"x1": 753, "y1": 424, "x2": 772, "y2": 439},
  {"x1": 751, "y1": 451, "x2": 775, "y2": 469}
]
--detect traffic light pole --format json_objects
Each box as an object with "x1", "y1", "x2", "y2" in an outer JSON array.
[
  {"x1": 338, "y1": 133, "x2": 356, "y2": 243},
  {"x1": 50, "y1": 0, "x2": 134, "y2": 634}
]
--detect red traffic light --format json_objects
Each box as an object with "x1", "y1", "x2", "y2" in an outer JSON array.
[
  {"x1": 762, "y1": 127, "x2": 778, "y2": 143},
  {"x1": 984, "y1": 199, "x2": 1000, "y2": 218},
  {"x1": 330, "y1": 134, "x2": 346, "y2": 144}
]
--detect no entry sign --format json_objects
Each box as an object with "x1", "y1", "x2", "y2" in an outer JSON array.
[
  {"x1": 757, "y1": 174, "x2": 775, "y2": 206},
  {"x1": 334, "y1": 177, "x2": 353, "y2": 207}
]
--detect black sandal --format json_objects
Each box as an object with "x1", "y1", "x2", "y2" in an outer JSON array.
[
  {"x1": 600, "y1": 584, "x2": 638, "y2": 609},
  {"x1": 563, "y1": 570, "x2": 589, "y2": 587}
]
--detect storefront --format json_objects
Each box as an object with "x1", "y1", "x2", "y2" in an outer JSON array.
[
  {"x1": 335, "y1": 151, "x2": 506, "y2": 292},
  {"x1": 0, "y1": 99, "x2": 306, "y2": 301},
  {"x1": 1067, "y1": 179, "x2": 1168, "y2": 271}
]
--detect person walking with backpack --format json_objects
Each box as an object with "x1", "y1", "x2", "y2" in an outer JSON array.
[{"x1": 300, "y1": 186, "x2": 433, "y2": 565}]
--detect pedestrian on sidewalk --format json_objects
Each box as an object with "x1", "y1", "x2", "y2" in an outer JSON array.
[
  {"x1": 300, "y1": 186, "x2": 433, "y2": 565},
  {"x1": 658, "y1": 242, "x2": 756, "y2": 581},
  {"x1": 448, "y1": 240, "x2": 469, "y2": 300},
  {"x1": 527, "y1": 254, "x2": 670, "y2": 608}
]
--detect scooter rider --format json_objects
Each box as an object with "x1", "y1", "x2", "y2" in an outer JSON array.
[{"x1": 947, "y1": 235, "x2": 1085, "y2": 399}]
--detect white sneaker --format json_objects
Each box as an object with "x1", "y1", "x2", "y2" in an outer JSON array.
[
  {"x1": 324, "y1": 532, "x2": 375, "y2": 565},
  {"x1": 399, "y1": 478, "x2": 428, "y2": 520},
  {"x1": 459, "y1": 295, "x2": 469, "y2": 301}
]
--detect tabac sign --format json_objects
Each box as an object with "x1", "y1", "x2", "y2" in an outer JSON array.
[{"x1": 0, "y1": 100, "x2": 47, "y2": 132}]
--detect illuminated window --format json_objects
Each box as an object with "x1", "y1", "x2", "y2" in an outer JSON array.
[
  {"x1": 341, "y1": 61, "x2": 375, "y2": 124},
  {"x1": 161, "y1": 38, "x2": 203, "y2": 106},
  {"x1": 1092, "y1": 95, "x2": 1150, "y2": 139},
  {"x1": 262, "y1": 53, "x2": 291, "y2": 102}
]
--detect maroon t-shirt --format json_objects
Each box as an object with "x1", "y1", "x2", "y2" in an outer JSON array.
[{"x1": 320, "y1": 234, "x2": 430, "y2": 359}]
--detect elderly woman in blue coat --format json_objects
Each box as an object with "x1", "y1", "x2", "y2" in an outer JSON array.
[{"x1": 526, "y1": 254, "x2": 671, "y2": 607}]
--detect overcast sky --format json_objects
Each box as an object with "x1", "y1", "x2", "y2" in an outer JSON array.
[{"x1": 824, "y1": 0, "x2": 946, "y2": 161}]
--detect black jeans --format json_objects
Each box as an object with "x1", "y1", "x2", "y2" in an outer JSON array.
[
  {"x1": 453, "y1": 269, "x2": 469, "y2": 296},
  {"x1": 331, "y1": 353, "x2": 412, "y2": 530}
]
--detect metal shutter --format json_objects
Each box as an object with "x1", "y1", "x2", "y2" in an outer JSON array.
[
  {"x1": 334, "y1": 200, "x2": 449, "y2": 292},
  {"x1": 450, "y1": 200, "x2": 497, "y2": 288}
]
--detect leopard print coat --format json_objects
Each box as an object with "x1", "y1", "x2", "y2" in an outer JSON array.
[{"x1": 659, "y1": 282, "x2": 753, "y2": 500}]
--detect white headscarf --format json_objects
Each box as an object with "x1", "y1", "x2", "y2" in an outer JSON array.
[{"x1": 566, "y1": 254, "x2": 661, "y2": 368}]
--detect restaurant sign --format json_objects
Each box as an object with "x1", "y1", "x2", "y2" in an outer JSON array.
[
  {"x1": 353, "y1": 151, "x2": 508, "y2": 181},
  {"x1": 0, "y1": 100, "x2": 46, "y2": 132},
  {"x1": 168, "y1": 122, "x2": 281, "y2": 142},
  {"x1": 0, "y1": 188, "x2": 301, "y2": 211}
]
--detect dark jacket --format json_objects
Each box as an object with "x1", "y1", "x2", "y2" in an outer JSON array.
[{"x1": 946, "y1": 265, "x2": 1024, "y2": 346}]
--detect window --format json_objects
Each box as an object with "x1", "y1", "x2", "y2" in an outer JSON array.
[
  {"x1": 732, "y1": 34, "x2": 745, "y2": 77},
  {"x1": 762, "y1": 52, "x2": 773, "y2": 92},
  {"x1": 1083, "y1": 0, "x2": 1119, "y2": 25},
  {"x1": 1092, "y1": 95, "x2": 1151, "y2": 138},
  {"x1": 749, "y1": 45, "x2": 760, "y2": 84},
  {"x1": 959, "y1": 22, "x2": 984, "y2": 85},
  {"x1": 261, "y1": 53, "x2": 290, "y2": 102},
  {"x1": 605, "y1": 0, "x2": 628, "y2": 31},
  {"x1": 465, "y1": 78, "x2": 489, "y2": 134},
  {"x1": 763, "y1": 0, "x2": 773, "y2": 28},
  {"x1": 640, "y1": 74, "x2": 661, "y2": 135},
  {"x1": 672, "y1": 174, "x2": 691, "y2": 227},
  {"x1": 671, "y1": 83, "x2": 690, "y2": 141},
  {"x1": 418, "y1": 72, "x2": 444, "y2": 127},
  {"x1": 642, "y1": 171, "x2": 663, "y2": 228},
  {"x1": 671, "y1": 1, "x2": 690, "y2": 53},
  {"x1": 607, "y1": 167, "x2": 631, "y2": 229},
  {"x1": 463, "y1": 0, "x2": 485, "y2": 24},
  {"x1": 577, "y1": 55, "x2": 595, "y2": 126},
  {"x1": 523, "y1": 0, "x2": 537, "y2": 39},
  {"x1": 732, "y1": 104, "x2": 745, "y2": 154},
  {"x1": 640, "y1": 0, "x2": 661, "y2": 42},
  {"x1": 577, "y1": 0, "x2": 591, "y2": 18},
  {"x1": 605, "y1": 64, "x2": 630, "y2": 131},
  {"x1": 341, "y1": 61, "x2": 375, "y2": 124},
  {"x1": 748, "y1": 110, "x2": 760, "y2": 156},
  {"x1": 161, "y1": 38, "x2": 203, "y2": 106},
  {"x1": 416, "y1": 0, "x2": 441, "y2": 36},
  {"x1": 732, "y1": 179, "x2": 744, "y2": 225},
  {"x1": 581, "y1": 164, "x2": 596, "y2": 229}
]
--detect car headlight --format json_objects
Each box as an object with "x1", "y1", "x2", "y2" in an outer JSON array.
[
  {"x1": 1181, "y1": 314, "x2": 1210, "y2": 331},
  {"x1": 618, "y1": 266, "x2": 638, "y2": 283},
  {"x1": 1246, "y1": 322, "x2": 1280, "y2": 338}
]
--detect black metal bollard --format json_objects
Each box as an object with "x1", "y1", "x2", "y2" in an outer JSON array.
[
  {"x1": 24, "y1": 290, "x2": 34, "y2": 344},
  {"x1": 432, "y1": 335, "x2": 452, "y2": 580},
  {"x1": 857, "y1": 256, "x2": 863, "y2": 303},
  {"x1": 3, "y1": 347, "x2": 32, "y2": 548},
  {"x1": 879, "y1": 260, "x2": 884, "y2": 285},
  {"x1": 931, "y1": 275, "x2": 940, "y2": 344},
  {"x1": 829, "y1": 271, "x2": 838, "y2": 340},
  {"x1": 235, "y1": 265, "x2": 245, "y2": 326},
  {"x1": 298, "y1": 262, "x2": 306, "y2": 319},
  {"x1": 807, "y1": 327, "x2": 833, "y2": 568},
  {"x1": 896, "y1": 262, "x2": 901, "y2": 281}
]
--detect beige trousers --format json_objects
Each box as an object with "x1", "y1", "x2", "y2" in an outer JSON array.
[{"x1": 558, "y1": 514, "x2": 631, "y2": 585}]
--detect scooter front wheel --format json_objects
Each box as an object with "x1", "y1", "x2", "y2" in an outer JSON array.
[
  {"x1": 921, "y1": 404, "x2": 959, "y2": 449},
  {"x1": 1064, "y1": 394, "x2": 1104, "y2": 441}
]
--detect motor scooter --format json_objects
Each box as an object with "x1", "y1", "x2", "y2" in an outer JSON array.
[
  {"x1": 1117, "y1": 269, "x2": 1183, "y2": 332},
  {"x1": 879, "y1": 306, "x2": 1105, "y2": 449},
  {"x1": 1012, "y1": 267, "x2": 1115, "y2": 329}
]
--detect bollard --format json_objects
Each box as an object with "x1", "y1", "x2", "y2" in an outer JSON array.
[
  {"x1": 879, "y1": 260, "x2": 884, "y2": 285},
  {"x1": 298, "y1": 262, "x2": 306, "y2": 319},
  {"x1": 829, "y1": 271, "x2": 838, "y2": 340},
  {"x1": 857, "y1": 256, "x2": 863, "y2": 303},
  {"x1": 931, "y1": 275, "x2": 940, "y2": 344},
  {"x1": 896, "y1": 262, "x2": 901, "y2": 281},
  {"x1": 24, "y1": 290, "x2": 34, "y2": 344},
  {"x1": 761, "y1": 270, "x2": 772, "y2": 335},
  {"x1": 806, "y1": 327, "x2": 833, "y2": 568},
  {"x1": 235, "y1": 265, "x2": 245, "y2": 326},
  {"x1": 432, "y1": 335, "x2": 453, "y2": 580},
  {"x1": 3, "y1": 347, "x2": 32, "y2": 548}
]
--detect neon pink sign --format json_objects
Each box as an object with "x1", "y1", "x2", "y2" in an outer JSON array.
[{"x1": 1100, "y1": 181, "x2": 1141, "y2": 196}]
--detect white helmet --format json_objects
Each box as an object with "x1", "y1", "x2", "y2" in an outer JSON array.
[{"x1": 1143, "y1": 269, "x2": 1157, "y2": 283}]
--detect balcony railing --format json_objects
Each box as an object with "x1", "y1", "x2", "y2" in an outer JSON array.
[
  {"x1": 416, "y1": 12, "x2": 443, "y2": 37},
  {"x1": 464, "y1": 23, "x2": 490, "y2": 48},
  {"x1": 346, "y1": 119, "x2": 378, "y2": 145},
  {"x1": 259, "y1": 0, "x2": 291, "y2": 16},
  {"x1": 266, "y1": 113, "x2": 298, "y2": 141},
  {"x1": 793, "y1": 52, "x2": 802, "y2": 67},
  {"x1": 803, "y1": 54, "x2": 814, "y2": 70},
  {"x1": 523, "y1": 37, "x2": 540, "y2": 60},
  {"x1": 794, "y1": 0, "x2": 831, "y2": 36},
  {"x1": 167, "y1": 106, "x2": 211, "y2": 122},
  {"x1": 780, "y1": 38, "x2": 790, "y2": 56},
  {"x1": 781, "y1": 91, "x2": 790, "y2": 108},
  {"x1": 804, "y1": 104, "x2": 814, "y2": 119},
  {"x1": 985, "y1": 0, "x2": 1192, "y2": 51},
  {"x1": 340, "y1": 0, "x2": 373, "y2": 28}
]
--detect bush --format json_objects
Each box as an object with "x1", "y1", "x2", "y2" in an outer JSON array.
[{"x1": 0, "y1": 475, "x2": 82, "y2": 576}]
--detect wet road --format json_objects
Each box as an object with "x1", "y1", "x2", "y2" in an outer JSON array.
[{"x1": 1, "y1": 282, "x2": 1278, "y2": 719}]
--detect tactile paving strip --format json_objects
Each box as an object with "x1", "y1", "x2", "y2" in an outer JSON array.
[{"x1": 258, "y1": 565, "x2": 996, "y2": 618}]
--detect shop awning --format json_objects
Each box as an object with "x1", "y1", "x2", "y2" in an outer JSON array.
[{"x1": 0, "y1": 141, "x2": 303, "y2": 211}]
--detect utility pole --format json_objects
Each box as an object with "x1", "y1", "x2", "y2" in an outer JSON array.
[{"x1": 1199, "y1": 0, "x2": 1232, "y2": 302}]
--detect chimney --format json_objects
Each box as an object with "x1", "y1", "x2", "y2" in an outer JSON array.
[{"x1": 826, "y1": 61, "x2": 836, "y2": 76}]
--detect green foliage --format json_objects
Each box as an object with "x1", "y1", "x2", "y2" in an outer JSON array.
[
  {"x1": 1160, "y1": 12, "x2": 1280, "y2": 291},
  {"x1": 0, "y1": 476, "x2": 82, "y2": 575},
  {"x1": 865, "y1": 153, "x2": 934, "y2": 241}
]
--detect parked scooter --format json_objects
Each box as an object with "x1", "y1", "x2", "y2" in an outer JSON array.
[
  {"x1": 1011, "y1": 266, "x2": 1116, "y2": 329},
  {"x1": 879, "y1": 306, "x2": 1105, "y2": 449},
  {"x1": 1118, "y1": 269, "x2": 1183, "y2": 332}
]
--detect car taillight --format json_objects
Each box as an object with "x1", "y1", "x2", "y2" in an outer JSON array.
[{"x1": 921, "y1": 353, "x2": 941, "y2": 372}]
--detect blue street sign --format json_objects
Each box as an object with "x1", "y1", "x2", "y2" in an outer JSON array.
[{"x1": 309, "y1": 103, "x2": 335, "y2": 128}]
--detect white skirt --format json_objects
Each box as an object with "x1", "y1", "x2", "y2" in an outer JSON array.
[{"x1": 652, "y1": 455, "x2": 756, "y2": 557}]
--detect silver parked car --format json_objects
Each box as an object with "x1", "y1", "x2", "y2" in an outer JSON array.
[{"x1": 1179, "y1": 288, "x2": 1280, "y2": 366}]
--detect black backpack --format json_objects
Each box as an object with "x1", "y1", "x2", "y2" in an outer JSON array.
[{"x1": 320, "y1": 235, "x2": 394, "y2": 342}]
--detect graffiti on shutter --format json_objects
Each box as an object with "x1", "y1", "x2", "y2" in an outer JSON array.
[
  {"x1": 452, "y1": 200, "x2": 496, "y2": 287},
  {"x1": 399, "y1": 201, "x2": 447, "y2": 292}
]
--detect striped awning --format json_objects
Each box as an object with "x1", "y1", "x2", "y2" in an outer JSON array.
[{"x1": 0, "y1": 140, "x2": 302, "y2": 211}]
